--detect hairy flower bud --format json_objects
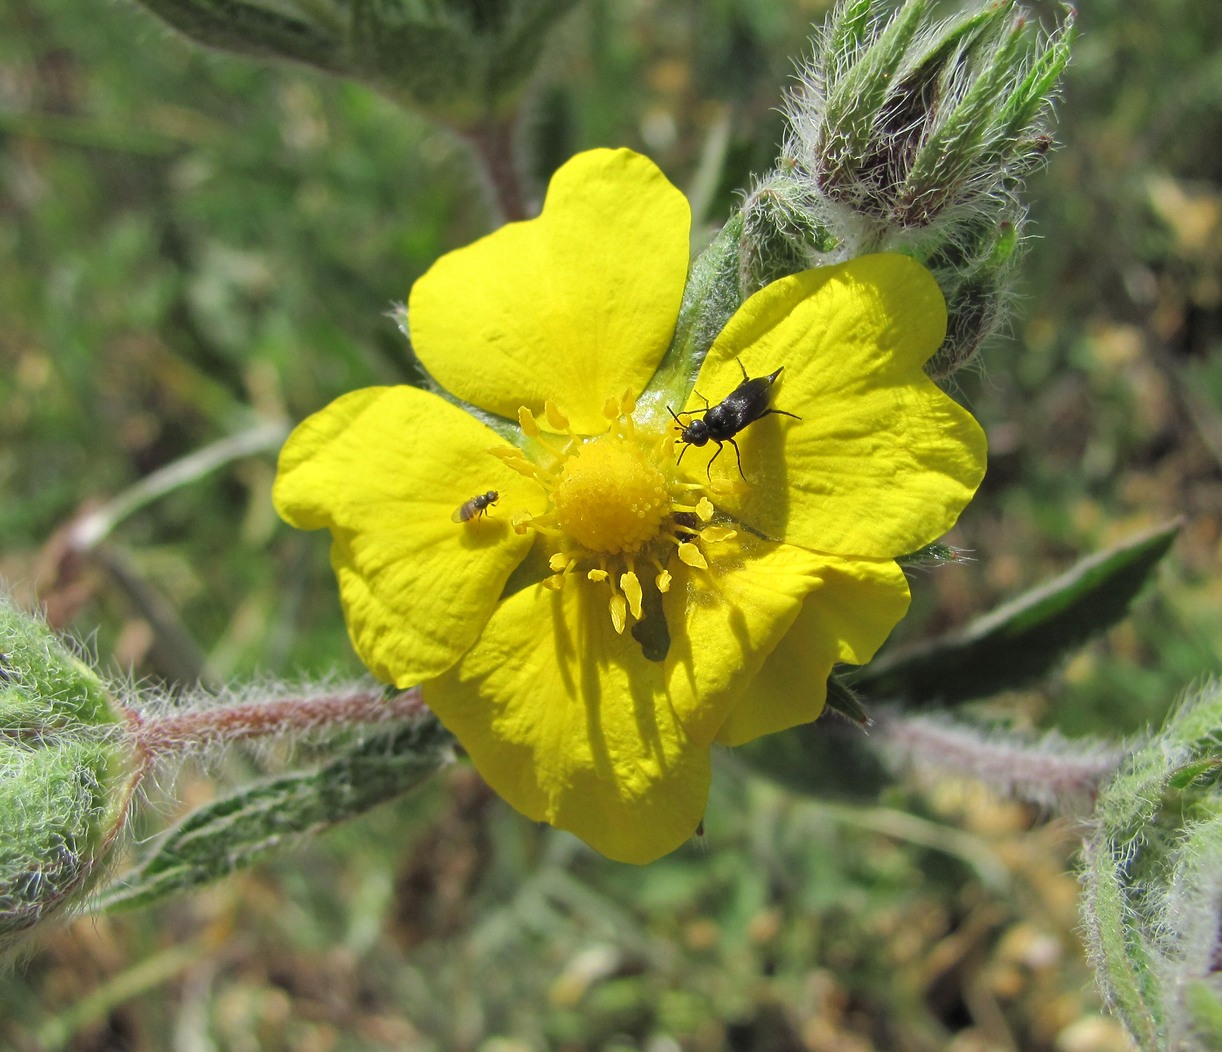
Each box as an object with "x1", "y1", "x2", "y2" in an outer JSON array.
[
  {"x1": 0, "y1": 602, "x2": 136, "y2": 954},
  {"x1": 1081, "y1": 680, "x2": 1222, "y2": 1051},
  {"x1": 739, "y1": 0, "x2": 1074, "y2": 375}
]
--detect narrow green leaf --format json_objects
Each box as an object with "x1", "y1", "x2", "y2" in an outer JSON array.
[
  {"x1": 855, "y1": 520, "x2": 1181, "y2": 707},
  {"x1": 99, "y1": 718, "x2": 452, "y2": 912},
  {"x1": 133, "y1": 0, "x2": 348, "y2": 72}
]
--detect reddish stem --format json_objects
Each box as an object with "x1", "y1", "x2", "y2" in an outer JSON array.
[
  {"x1": 461, "y1": 115, "x2": 531, "y2": 223},
  {"x1": 127, "y1": 688, "x2": 427, "y2": 765}
]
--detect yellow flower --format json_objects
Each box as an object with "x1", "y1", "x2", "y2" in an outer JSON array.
[{"x1": 273, "y1": 148, "x2": 987, "y2": 864}]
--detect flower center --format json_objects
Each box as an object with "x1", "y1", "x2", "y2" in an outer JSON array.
[
  {"x1": 488, "y1": 392, "x2": 735, "y2": 643},
  {"x1": 552, "y1": 435, "x2": 669, "y2": 554}
]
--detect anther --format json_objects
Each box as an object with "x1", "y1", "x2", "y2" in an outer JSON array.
[
  {"x1": 620, "y1": 571, "x2": 643, "y2": 620},
  {"x1": 518, "y1": 406, "x2": 540, "y2": 437},
  {"x1": 677, "y1": 542, "x2": 708, "y2": 569},
  {"x1": 544, "y1": 400, "x2": 570, "y2": 432}
]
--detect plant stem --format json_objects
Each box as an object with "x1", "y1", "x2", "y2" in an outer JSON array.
[
  {"x1": 127, "y1": 688, "x2": 427, "y2": 762},
  {"x1": 462, "y1": 115, "x2": 531, "y2": 222}
]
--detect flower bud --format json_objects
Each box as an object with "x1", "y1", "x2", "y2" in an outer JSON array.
[
  {"x1": 743, "y1": 0, "x2": 1074, "y2": 375},
  {"x1": 0, "y1": 602, "x2": 135, "y2": 953},
  {"x1": 1081, "y1": 680, "x2": 1222, "y2": 1050}
]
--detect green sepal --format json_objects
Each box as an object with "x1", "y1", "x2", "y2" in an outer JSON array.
[
  {"x1": 853, "y1": 520, "x2": 1181, "y2": 707},
  {"x1": 824, "y1": 675, "x2": 871, "y2": 725},
  {"x1": 738, "y1": 170, "x2": 838, "y2": 295},
  {"x1": 99, "y1": 716, "x2": 453, "y2": 912},
  {"x1": 648, "y1": 213, "x2": 747, "y2": 409},
  {"x1": 820, "y1": 0, "x2": 929, "y2": 194}
]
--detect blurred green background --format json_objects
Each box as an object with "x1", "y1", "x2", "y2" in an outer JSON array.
[{"x1": 2, "y1": 0, "x2": 1220, "y2": 1048}]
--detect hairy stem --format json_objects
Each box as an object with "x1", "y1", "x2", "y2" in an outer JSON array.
[
  {"x1": 875, "y1": 711, "x2": 1127, "y2": 810},
  {"x1": 462, "y1": 116, "x2": 530, "y2": 222},
  {"x1": 127, "y1": 688, "x2": 427, "y2": 764}
]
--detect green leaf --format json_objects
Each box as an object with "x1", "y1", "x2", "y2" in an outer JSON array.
[
  {"x1": 131, "y1": 0, "x2": 580, "y2": 128},
  {"x1": 99, "y1": 717, "x2": 452, "y2": 912},
  {"x1": 855, "y1": 520, "x2": 1181, "y2": 707},
  {"x1": 733, "y1": 710, "x2": 893, "y2": 801}
]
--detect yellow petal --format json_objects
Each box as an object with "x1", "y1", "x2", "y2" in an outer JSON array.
[
  {"x1": 664, "y1": 534, "x2": 827, "y2": 747},
  {"x1": 714, "y1": 555, "x2": 911, "y2": 746},
  {"x1": 426, "y1": 582, "x2": 708, "y2": 864},
  {"x1": 273, "y1": 386, "x2": 546, "y2": 685},
  {"x1": 408, "y1": 149, "x2": 691, "y2": 433},
  {"x1": 684, "y1": 254, "x2": 987, "y2": 558}
]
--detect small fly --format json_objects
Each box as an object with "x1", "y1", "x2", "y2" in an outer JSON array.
[
  {"x1": 452, "y1": 490, "x2": 499, "y2": 523},
  {"x1": 668, "y1": 360, "x2": 800, "y2": 479}
]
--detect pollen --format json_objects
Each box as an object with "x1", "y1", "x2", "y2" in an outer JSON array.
[{"x1": 552, "y1": 434, "x2": 671, "y2": 555}]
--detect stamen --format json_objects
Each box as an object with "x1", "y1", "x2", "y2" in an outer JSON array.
[
  {"x1": 700, "y1": 525, "x2": 737, "y2": 543},
  {"x1": 695, "y1": 497, "x2": 715, "y2": 522},
  {"x1": 609, "y1": 593, "x2": 627, "y2": 634},
  {"x1": 588, "y1": 568, "x2": 608, "y2": 583},
  {"x1": 544, "y1": 400, "x2": 570, "y2": 432},
  {"x1": 513, "y1": 511, "x2": 562, "y2": 536},
  {"x1": 549, "y1": 552, "x2": 572, "y2": 573},
  {"x1": 620, "y1": 570, "x2": 643, "y2": 620},
  {"x1": 488, "y1": 451, "x2": 556, "y2": 499},
  {"x1": 649, "y1": 555, "x2": 673, "y2": 595},
  {"x1": 517, "y1": 406, "x2": 540, "y2": 437},
  {"x1": 678, "y1": 542, "x2": 708, "y2": 569}
]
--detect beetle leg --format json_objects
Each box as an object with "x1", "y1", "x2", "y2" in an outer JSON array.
[
  {"x1": 762, "y1": 408, "x2": 802, "y2": 421},
  {"x1": 704, "y1": 440, "x2": 724, "y2": 479},
  {"x1": 734, "y1": 357, "x2": 748, "y2": 382},
  {"x1": 728, "y1": 437, "x2": 745, "y2": 480}
]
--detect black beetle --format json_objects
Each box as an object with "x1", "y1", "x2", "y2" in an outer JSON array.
[
  {"x1": 667, "y1": 360, "x2": 800, "y2": 478},
  {"x1": 451, "y1": 490, "x2": 499, "y2": 523}
]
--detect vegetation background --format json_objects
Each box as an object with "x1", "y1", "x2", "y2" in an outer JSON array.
[{"x1": 1, "y1": 0, "x2": 1220, "y2": 1048}]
